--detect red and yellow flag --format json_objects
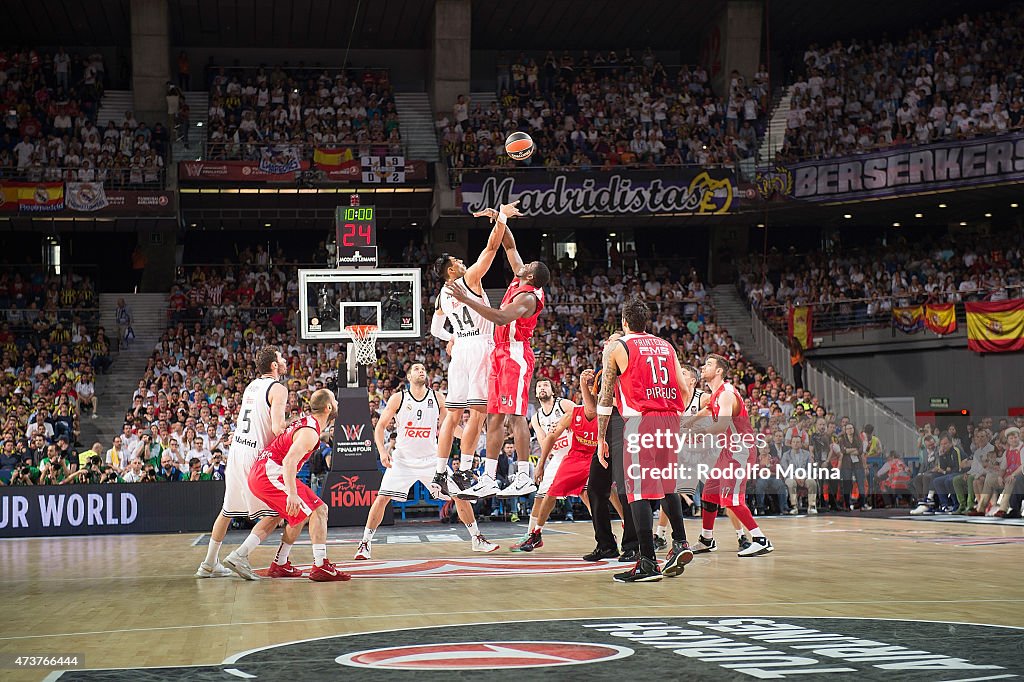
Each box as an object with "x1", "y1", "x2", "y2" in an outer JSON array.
[
  {"x1": 893, "y1": 306, "x2": 923, "y2": 333},
  {"x1": 788, "y1": 305, "x2": 813, "y2": 349},
  {"x1": 965, "y1": 299, "x2": 1024, "y2": 353},
  {"x1": 924, "y1": 303, "x2": 956, "y2": 335},
  {"x1": 313, "y1": 146, "x2": 354, "y2": 169}
]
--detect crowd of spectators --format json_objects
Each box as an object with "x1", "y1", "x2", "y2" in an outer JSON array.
[
  {"x1": 439, "y1": 49, "x2": 767, "y2": 183},
  {"x1": 778, "y1": 7, "x2": 1024, "y2": 162},
  {"x1": 738, "y1": 231, "x2": 1024, "y2": 331},
  {"x1": 204, "y1": 64, "x2": 402, "y2": 161},
  {"x1": 0, "y1": 266, "x2": 107, "y2": 484},
  {"x1": 0, "y1": 47, "x2": 168, "y2": 188}
]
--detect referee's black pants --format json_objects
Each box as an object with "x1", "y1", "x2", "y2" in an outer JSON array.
[{"x1": 588, "y1": 414, "x2": 637, "y2": 553}]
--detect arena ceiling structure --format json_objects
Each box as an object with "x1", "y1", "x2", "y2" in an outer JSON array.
[{"x1": 0, "y1": 0, "x2": 1012, "y2": 50}]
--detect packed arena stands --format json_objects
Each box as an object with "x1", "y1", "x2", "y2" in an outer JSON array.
[
  {"x1": 204, "y1": 65, "x2": 402, "y2": 161},
  {"x1": 777, "y1": 7, "x2": 1024, "y2": 163},
  {"x1": 439, "y1": 49, "x2": 767, "y2": 183},
  {"x1": 0, "y1": 267, "x2": 105, "y2": 485},
  {"x1": 737, "y1": 231, "x2": 1024, "y2": 332},
  {"x1": 0, "y1": 47, "x2": 168, "y2": 188}
]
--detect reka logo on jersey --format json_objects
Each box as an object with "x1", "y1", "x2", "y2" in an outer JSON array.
[
  {"x1": 329, "y1": 475, "x2": 377, "y2": 508},
  {"x1": 339, "y1": 424, "x2": 365, "y2": 441},
  {"x1": 336, "y1": 642, "x2": 633, "y2": 671}
]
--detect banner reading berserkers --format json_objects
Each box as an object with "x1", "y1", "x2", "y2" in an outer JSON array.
[
  {"x1": 756, "y1": 131, "x2": 1024, "y2": 202},
  {"x1": 459, "y1": 169, "x2": 736, "y2": 216}
]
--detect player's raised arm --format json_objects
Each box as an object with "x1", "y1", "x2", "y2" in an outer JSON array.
[
  {"x1": 500, "y1": 223, "x2": 526, "y2": 273},
  {"x1": 374, "y1": 393, "x2": 403, "y2": 467},
  {"x1": 465, "y1": 201, "x2": 520, "y2": 287},
  {"x1": 446, "y1": 285, "x2": 536, "y2": 326},
  {"x1": 579, "y1": 368, "x2": 598, "y2": 419}
]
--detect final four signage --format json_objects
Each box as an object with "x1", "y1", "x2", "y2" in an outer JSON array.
[{"x1": 461, "y1": 169, "x2": 736, "y2": 216}]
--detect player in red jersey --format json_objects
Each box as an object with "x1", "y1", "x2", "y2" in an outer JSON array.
[
  {"x1": 446, "y1": 223, "x2": 550, "y2": 500},
  {"x1": 511, "y1": 369, "x2": 599, "y2": 552},
  {"x1": 691, "y1": 353, "x2": 774, "y2": 557},
  {"x1": 248, "y1": 388, "x2": 352, "y2": 581},
  {"x1": 596, "y1": 295, "x2": 694, "y2": 583}
]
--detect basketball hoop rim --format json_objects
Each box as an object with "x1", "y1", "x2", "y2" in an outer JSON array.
[{"x1": 345, "y1": 324, "x2": 379, "y2": 340}]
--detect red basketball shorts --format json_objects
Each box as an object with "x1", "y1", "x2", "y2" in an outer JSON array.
[
  {"x1": 487, "y1": 342, "x2": 534, "y2": 415},
  {"x1": 248, "y1": 458, "x2": 325, "y2": 526},
  {"x1": 701, "y1": 448, "x2": 756, "y2": 507}
]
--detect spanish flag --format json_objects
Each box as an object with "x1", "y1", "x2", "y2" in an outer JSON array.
[
  {"x1": 788, "y1": 305, "x2": 813, "y2": 349},
  {"x1": 924, "y1": 303, "x2": 956, "y2": 335},
  {"x1": 313, "y1": 146, "x2": 354, "y2": 169},
  {"x1": 893, "y1": 306, "x2": 923, "y2": 334},
  {"x1": 965, "y1": 299, "x2": 1024, "y2": 353}
]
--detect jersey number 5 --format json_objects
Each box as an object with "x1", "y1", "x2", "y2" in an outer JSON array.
[
  {"x1": 240, "y1": 408, "x2": 253, "y2": 434},
  {"x1": 646, "y1": 356, "x2": 669, "y2": 385}
]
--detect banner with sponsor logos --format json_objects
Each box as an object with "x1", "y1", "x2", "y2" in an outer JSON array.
[
  {"x1": 182, "y1": 159, "x2": 430, "y2": 183},
  {"x1": 965, "y1": 298, "x2": 1024, "y2": 353},
  {"x1": 1, "y1": 187, "x2": 172, "y2": 215},
  {"x1": 460, "y1": 169, "x2": 736, "y2": 216},
  {"x1": 0, "y1": 481, "x2": 223, "y2": 537},
  {"x1": 755, "y1": 131, "x2": 1024, "y2": 202}
]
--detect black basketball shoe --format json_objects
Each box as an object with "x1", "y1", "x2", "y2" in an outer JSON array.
[{"x1": 613, "y1": 556, "x2": 663, "y2": 583}]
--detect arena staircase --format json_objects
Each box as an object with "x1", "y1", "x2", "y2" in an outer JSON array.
[
  {"x1": 710, "y1": 285, "x2": 771, "y2": 370},
  {"x1": 173, "y1": 90, "x2": 209, "y2": 162},
  {"x1": 81, "y1": 293, "x2": 167, "y2": 446},
  {"x1": 469, "y1": 92, "x2": 497, "y2": 109},
  {"x1": 96, "y1": 90, "x2": 135, "y2": 128},
  {"x1": 756, "y1": 84, "x2": 796, "y2": 165},
  {"x1": 394, "y1": 92, "x2": 439, "y2": 162}
]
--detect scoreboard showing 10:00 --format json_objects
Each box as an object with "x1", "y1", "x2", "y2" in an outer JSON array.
[{"x1": 335, "y1": 205, "x2": 379, "y2": 268}]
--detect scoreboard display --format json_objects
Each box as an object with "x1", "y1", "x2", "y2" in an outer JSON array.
[{"x1": 335, "y1": 205, "x2": 378, "y2": 267}]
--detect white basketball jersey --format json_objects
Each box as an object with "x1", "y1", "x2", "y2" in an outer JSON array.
[
  {"x1": 684, "y1": 388, "x2": 704, "y2": 416},
  {"x1": 230, "y1": 376, "x2": 277, "y2": 466},
  {"x1": 392, "y1": 388, "x2": 440, "y2": 464},
  {"x1": 537, "y1": 399, "x2": 571, "y2": 458},
  {"x1": 436, "y1": 277, "x2": 493, "y2": 344}
]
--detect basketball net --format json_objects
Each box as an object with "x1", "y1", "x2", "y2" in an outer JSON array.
[{"x1": 345, "y1": 324, "x2": 378, "y2": 366}]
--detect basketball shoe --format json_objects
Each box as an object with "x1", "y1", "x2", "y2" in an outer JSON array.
[
  {"x1": 458, "y1": 473, "x2": 501, "y2": 499},
  {"x1": 692, "y1": 536, "x2": 718, "y2": 553},
  {"x1": 662, "y1": 541, "x2": 694, "y2": 578},
  {"x1": 354, "y1": 541, "x2": 371, "y2": 560},
  {"x1": 582, "y1": 546, "x2": 619, "y2": 561},
  {"x1": 429, "y1": 472, "x2": 452, "y2": 500},
  {"x1": 498, "y1": 471, "x2": 538, "y2": 497},
  {"x1": 448, "y1": 469, "x2": 474, "y2": 493},
  {"x1": 224, "y1": 551, "x2": 260, "y2": 580},
  {"x1": 472, "y1": 534, "x2": 500, "y2": 553},
  {"x1": 267, "y1": 560, "x2": 303, "y2": 578},
  {"x1": 510, "y1": 529, "x2": 543, "y2": 552},
  {"x1": 738, "y1": 536, "x2": 774, "y2": 557},
  {"x1": 309, "y1": 560, "x2": 352, "y2": 582},
  {"x1": 195, "y1": 562, "x2": 233, "y2": 578},
  {"x1": 613, "y1": 557, "x2": 663, "y2": 583}
]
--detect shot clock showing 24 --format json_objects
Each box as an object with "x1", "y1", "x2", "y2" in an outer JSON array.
[{"x1": 335, "y1": 205, "x2": 378, "y2": 267}]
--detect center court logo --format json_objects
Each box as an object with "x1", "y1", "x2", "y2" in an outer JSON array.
[{"x1": 335, "y1": 642, "x2": 633, "y2": 670}]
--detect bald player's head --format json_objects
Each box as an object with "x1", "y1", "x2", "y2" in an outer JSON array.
[{"x1": 309, "y1": 389, "x2": 337, "y2": 418}]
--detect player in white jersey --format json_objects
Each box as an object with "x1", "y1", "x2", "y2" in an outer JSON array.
[
  {"x1": 508, "y1": 379, "x2": 577, "y2": 552},
  {"x1": 429, "y1": 201, "x2": 521, "y2": 497},
  {"x1": 196, "y1": 347, "x2": 289, "y2": 580},
  {"x1": 354, "y1": 363, "x2": 499, "y2": 559}
]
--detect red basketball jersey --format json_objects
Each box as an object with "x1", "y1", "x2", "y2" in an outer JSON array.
[
  {"x1": 615, "y1": 333, "x2": 685, "y2": 416},
  {"x1": 1006, "y1": 447, "x2": 1022, "y2": 474},
  {"x1": 494, "y1": 277, "x2": 544, "y2": 345},
  {"x1": 259, "y1": 415, "x2": 322, "y2": 468},
  {"x1": 709, "y1": 382, "x2": 752, "y2": 433},
  {"x1": 567, "y1": 405, "x2": 599, "y2": 457}
]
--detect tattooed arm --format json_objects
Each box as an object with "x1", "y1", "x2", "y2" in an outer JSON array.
[{"x1": 596, "y1": 333, "x2": 625, "y2": 468}]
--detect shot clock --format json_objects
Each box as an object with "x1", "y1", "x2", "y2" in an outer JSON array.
[{"x1": 335, "y1": 205, "x2": 378, "y2": 268}]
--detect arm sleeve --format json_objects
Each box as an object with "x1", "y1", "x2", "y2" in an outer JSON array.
[{"x1": 430, "y1": 312, "x2": 453, "y2": 342}]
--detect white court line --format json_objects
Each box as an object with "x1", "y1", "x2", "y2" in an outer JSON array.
[
  {"x1": 4, "y1": 598, "x2": 1024, "y2": 642},
  {"x1": 224, "y1": 668, "x2": 257, "y2": 679},
  {"x1": 191, "y1": 535, "x2": 205, "y2": 546},
  {"x1": 937, "y1": 675, "x2": 1019, "y2": 682}
]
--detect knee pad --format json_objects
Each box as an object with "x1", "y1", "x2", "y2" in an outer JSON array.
[{"x1": 702, "y1": 501, "x2": 719, "y2": 514}]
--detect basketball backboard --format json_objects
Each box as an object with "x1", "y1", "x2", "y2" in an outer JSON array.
[{"x1": 298, "y1": 268, "x2": 422, "y2": 342}]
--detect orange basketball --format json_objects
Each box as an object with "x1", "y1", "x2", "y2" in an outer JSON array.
[{"x1": 504, "y1": 131, "x2": 535, "y2": 160}]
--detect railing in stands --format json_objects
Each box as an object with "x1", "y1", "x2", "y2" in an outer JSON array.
[{"x1": 0, "y1": 167, "x2": 166, "y2": 190}]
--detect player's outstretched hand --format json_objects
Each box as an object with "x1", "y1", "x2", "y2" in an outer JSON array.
[
  {"x1": 472, "y1": 207, "x2": 499, "y2": 221},
  {"x1": 598, "y1": 440, "x2": 610, "y2": 468},
  {"x1": 499, "y1": 200, "x2": 521, "y2": 218},
  {"x1": 445, "y1": 281, "x2": 471, "y2": 303},
  {"x1": 580, "y1": 368, "x2": 595, "y2": 390}
]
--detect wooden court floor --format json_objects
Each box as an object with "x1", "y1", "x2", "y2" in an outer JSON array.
[{"x1": 1, "y1": 515, "x2": 1022, "y2": 681}]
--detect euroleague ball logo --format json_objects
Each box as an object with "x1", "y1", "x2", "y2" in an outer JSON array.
[{"x1": 336, "y1": 642, "x2": 633, "y2": 671}]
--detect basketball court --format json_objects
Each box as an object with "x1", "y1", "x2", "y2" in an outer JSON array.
[{"x1": 2, "y1": 515, "x2": 1021, "y2": 680}]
